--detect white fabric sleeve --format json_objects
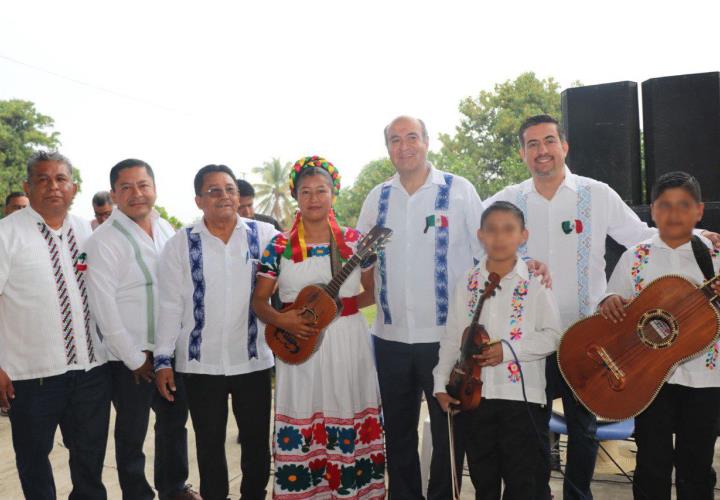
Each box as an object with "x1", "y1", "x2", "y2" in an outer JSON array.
[
  {"x1": 356, "y1": 187, "x2": 379, "y2": 234},
  {"x1": 603, "y1": 247, "x2": 636, "y2": 303},
  {"x1": 433, "y1": 272, "x2": 468, "y2": 395},
  {"x1": 501, "y1": 282, "x2": 563, "y2": 363},
  {"x1": 461, "y1": 179, "x2": 485, "y2": 260},
  {"x1": 154, "y1": 233, "x2": 186, "y2": 368},
  {"x1": 85, "y1": 238, "x2": 146, "y2": 371},
  {"x1": 606, "y1": 186, "x2": 656, "y2": 248}
]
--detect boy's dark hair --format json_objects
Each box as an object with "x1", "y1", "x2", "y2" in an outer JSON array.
[
  {"x1": 481, "y1": 201, "x2": 526, "y2": 230},
  {"x1": 5, "y1": 191, "x2": 27, "y2": 206},
  {"x1": 194, "y1": 164, "x2": 237, "y2": 195},
  {"x1": 518, "y1": 114, "x2": 566, "y2": 147},
  {"x1": 236, "y1": 179, "x2": 255, "y2": 197},
  {"x1": 110, "y1": 159, "x2": 155, "y2": 190},
  {"x1": 651, "y1": 171, "x2": 702, "y2": 203}
]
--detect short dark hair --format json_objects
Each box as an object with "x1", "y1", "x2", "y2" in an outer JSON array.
[
  {"x1": 481, "y1": 201, "x2": 526, "y2": 230},
  {"x1": 26, "y1": 150, "x2": 73, "y2": 179},
  {"x1": 384, "y1": 116, "x2": 430, "y2": 147},
  {"x1": 92, "y1": 191, "x2": 112, "y2": 206},
  {"x1": 5, "y1": 191, "x2": 27, "y2": 206},
  {"x1": 291, "y1": 166, "x2": 334, "y2": 198},
  {"x1": 236, "y1": 179, "x2": 255, "y2": 197},
  {"x1": 651, "y1": 171, "x2": 702, "y2": 203},
  {"x1": 109, "y1": 159, "x2": 155, "y2": 190},
  {"x1": 194, "y1": 164, "x2": 237, "y2": 195},
  {"x1": 518, "y1": 114, "x2": 566, "y2": 147}
]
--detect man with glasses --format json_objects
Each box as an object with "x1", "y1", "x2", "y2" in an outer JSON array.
[
  {"x1": 155, "y1": 164, "x2": 278, "y2": 500},
  {"x1": 85, "y1": 159, "x2": 199, "y2": 500}
]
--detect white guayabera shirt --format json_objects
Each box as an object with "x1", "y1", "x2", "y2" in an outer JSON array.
[
  {"x1": 154, "y1": 216, "x2": 278, "y2": 376},
  {"x1": 486, "y1": 166, "x2": 657, "y2": 329},
  {"x1": 357, "y1": 166, "x2": 485, "y2": 344},
  {"x1": 0, "y1": 207, "x2": 105, "y2": 380},
  {"x1": 85, "y1": 209, "x2": 176, "y2": 370}
]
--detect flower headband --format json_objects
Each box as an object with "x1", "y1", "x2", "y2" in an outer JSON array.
[{"x1": 289, "y1": 155, "x2": 341, "y2": 196}]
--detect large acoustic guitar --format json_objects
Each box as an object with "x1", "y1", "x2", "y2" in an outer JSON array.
[
  {"x1": 265, "y1": 225, "x2": 392, "y2": 364},
  {"x1": 558, "y1": 274, "x2": 720, "y2": 421}
]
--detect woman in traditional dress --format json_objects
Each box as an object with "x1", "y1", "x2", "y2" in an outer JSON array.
[{"x1": 252, "y1": 156, "x2": 386, "y2": 499}]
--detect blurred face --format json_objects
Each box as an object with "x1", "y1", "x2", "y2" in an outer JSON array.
[
  {"x1": 478, "y1": 210, "x2": 528, "y2": 262},
  {"x1": 238, "y1": 195, "x2": 255, "y2": 218},
  {"x1": 93, "y1": 203, "x2": 113, "y2": 224},
  {"x1": 4, "y1": 195, "x2": 29, "y2": 215},
  {"x1": 519, "y1": 123, "x2": 569, "y2": 179},
  {"x1": 386, "y1": 117, "x2": 429, "y2": 175},
  {"x1": 296, "y1": 173, "x2": 333, "y2": 224},
  {"x1": 651, "y1": 187, "x2": 703, "y2": 243},
  {"x1": 23, "y1": 161, "x2": 77, "y2": 218},
  {"x1": 195, "y1": 172, "x2": 239, "y2": 224},
  {"x1": 111, "y1": 166, "x2": 157, "y2": 222}
]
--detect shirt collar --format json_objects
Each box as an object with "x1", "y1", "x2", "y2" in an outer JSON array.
[
  {"x1": 521, "y1": 165, "x2": 577, "y2": 195},
  {"x1": 476, "y1": 253, "x2": 530, "y2": 282},
  {"x1": 192, "y1": 214, "x2": 246, "y2": 235},
  {"x1": 388, "y1": 162, "x2": 445, "y2": 190},
  {"x1": 110, "y1": 207, "x2": 159, "y2": 231},
  {"x1": 25, "y1": 205, "x2": 71, "y2": 231},
  {"x1": 651, "y1": 233, "x2": 694, "y2": 252}
]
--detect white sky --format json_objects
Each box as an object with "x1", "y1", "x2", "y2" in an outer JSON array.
[{"x1": 1, "y1": 0, "x2": 719, "y2": 223}]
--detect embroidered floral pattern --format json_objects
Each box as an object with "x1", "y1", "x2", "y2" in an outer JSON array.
[
  {"x1": 273, "y1": 410, "x2": 385, "y2": 498},
  {"x1": 630, "y1": 244, "x2": 651, "y2": 295},
  {"x1": 706, "y1": 343, "x2": 719, "y2": 370},
  {"x1": 507, "y1": 361, "x2": 521, "y2": 383},
  {"x1": 509, "y1": 279, "x2": 529, "y2": 341}
]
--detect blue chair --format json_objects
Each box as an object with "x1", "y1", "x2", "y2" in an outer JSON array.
[{"x1": 549, "y1": 412, "x2": 635, "y2": 477}]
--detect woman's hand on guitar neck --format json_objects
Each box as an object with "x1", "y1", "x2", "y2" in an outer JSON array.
[
  {"x1": 278, "y1": 309, "x2": 320, "y2": 340},
  {"x1": 599, "y1": 294, "x2": 629, "y2": 323}
]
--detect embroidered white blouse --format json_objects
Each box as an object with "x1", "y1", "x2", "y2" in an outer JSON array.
[
  {"x1": 85, "y1": 209, "x2": 176, "y2": 371},
  {"x1": 154, "y1": 216, "x2": 278, "y2": 376},
  {"x1": 357, "y1": 166, "x2": 485, "y2": 344},
  {"x1": 433, "y1": 256, "x2": 563, "y2": 405},
  {"x1": 605, "y1": 235, "x2": 720, "y2": 388},
  {"x1": 0, "y1": 207, "x2": 105, "y2": 380}
]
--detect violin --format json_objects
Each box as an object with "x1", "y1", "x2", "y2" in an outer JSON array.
[{"x1": 445, "y1": 272, "x2": 501, "y2": 412}]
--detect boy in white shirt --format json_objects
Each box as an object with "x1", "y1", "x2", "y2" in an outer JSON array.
[
  {"x1": 600, "y1": 171, "x2": 720, "y2": 500},
  {"x1": 434, "y1": 201, "x2": 562, "y2": 499}
]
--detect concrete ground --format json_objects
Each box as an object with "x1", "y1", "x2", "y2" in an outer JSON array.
[{"x1": 2, "y1": 401, "x2": 720, "y2": 499}]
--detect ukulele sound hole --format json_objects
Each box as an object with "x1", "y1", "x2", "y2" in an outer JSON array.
[{"x1": 636, "y1": 309, "x2": 678, "y2": 349}]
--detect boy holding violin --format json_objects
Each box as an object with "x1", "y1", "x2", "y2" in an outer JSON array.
[
  {"x1": 599, "y1": 172, "x2": 720, "y2": 500},
  {"x1": 433, "y1": 201, "x2": 563, "y2": 499}
]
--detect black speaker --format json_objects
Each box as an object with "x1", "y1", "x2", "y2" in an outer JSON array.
[
  {"x1": 642, "y1": 72, "x2": 720, "y2": 202},
  {"x1": 562, "y1": 81, "x2": 642, "y2": 205}
]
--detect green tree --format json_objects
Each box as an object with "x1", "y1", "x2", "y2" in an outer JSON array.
[
  {"x1": 333, "y1": 158, "x2": 395, "y2": 228},
  {"x1": 154, "y1": 205, "x2": 183, "y2": 230},
  {"x1": 0, "y1": 99, "x2": 82, "y2": 209},
  {"x1": 252, "y1": 158, "x2": 296, "y2": 228},
  {"x1": 435, "y1": 72, "x2": 564, "y2": 198}
]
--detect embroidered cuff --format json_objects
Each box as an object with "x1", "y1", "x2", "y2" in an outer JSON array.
[{"x1": 154, "y1": 355, "x2": 172, "y2": 372}]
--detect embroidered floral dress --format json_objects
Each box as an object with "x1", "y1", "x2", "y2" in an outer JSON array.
[{"x1": 259, "y1": 227, "x2": 386, "y2": 499}]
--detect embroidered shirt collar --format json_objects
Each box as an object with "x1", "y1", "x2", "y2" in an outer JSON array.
[{"x1": 25, "y1": 205, "x2": 71, "y2": 232}]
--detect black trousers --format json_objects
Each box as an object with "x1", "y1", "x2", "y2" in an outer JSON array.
[
  {"x1": 543, "y1": 353, "x2": 598, "y2": 500},
  {"x1": 633, "y1": 383, "x2": 720, "y2": 500},
  {"x1": 110, "y1": 360, "x2": 190, "y2": 500},
  {"x1": 9, "y1": 364, "x2": 111, "y2": 500},
  {"x1": 464, "y1": 398, "x2": 549, "y2": 500},
  {"x1": 374, "y1": 336, "x2": 464, "y2": 500},
  {"x1": 183, "y1": 368, "x2": 272, "y2": 500}
]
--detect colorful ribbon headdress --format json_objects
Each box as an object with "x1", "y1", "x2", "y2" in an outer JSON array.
[{"x1": 286, "y1": 155, "x2": 351, "y2": 263}]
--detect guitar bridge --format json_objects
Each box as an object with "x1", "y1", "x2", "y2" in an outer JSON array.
[{"x1": 587, "y1": 344, "x2": 625, "y2": 390}]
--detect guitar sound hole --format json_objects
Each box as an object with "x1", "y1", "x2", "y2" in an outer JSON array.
[{"x1": 637, "y1": 309, "x2": 678, "y2": 349}]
